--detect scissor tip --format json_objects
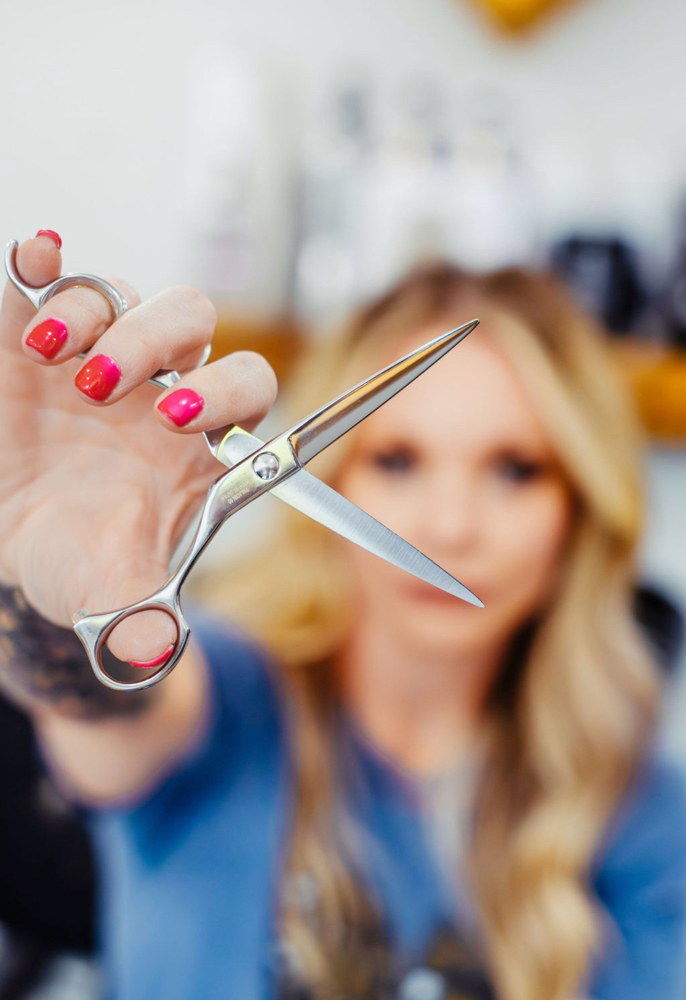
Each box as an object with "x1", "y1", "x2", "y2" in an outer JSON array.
[
  {"x1": 450, "y1": 581, "x2": 484, "y2": 607},
  {"x1": 460, "y1": 589, "x2": 484, "y2": 608},
  {"x1": 446, "y1": 318, "x2": 480, "y2": 345}
]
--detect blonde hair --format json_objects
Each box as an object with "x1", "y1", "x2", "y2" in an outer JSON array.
[{"x1": 198, "y1": 265, "x2": 659, "y2": 1000}]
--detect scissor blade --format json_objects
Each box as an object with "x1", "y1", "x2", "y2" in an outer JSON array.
[
  {"x1": 286, "y1": 319, "x2": 479, "y2": 466},
  {"x1": 269, "y1": 469, "x2": 483, "y2": 607}
]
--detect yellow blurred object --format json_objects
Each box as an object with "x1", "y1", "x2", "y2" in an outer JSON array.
[
  {"x1": 468, "y1": 0, "x2": 577, "y2": 31},
  {"x1": 209, "y1": 314, "x2": 306, "y2": 387},
  {"x1": 615, "y1": 342, "x2": 686, "y2": 444}
]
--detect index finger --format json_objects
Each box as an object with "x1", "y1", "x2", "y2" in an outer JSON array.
[{"x1": 0, "y1": 233, "x2": 63, "y2": 347}]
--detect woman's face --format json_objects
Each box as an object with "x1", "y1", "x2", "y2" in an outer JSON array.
[{"x1": 335, "y1": 322, "x2": 574, "y2": 661}]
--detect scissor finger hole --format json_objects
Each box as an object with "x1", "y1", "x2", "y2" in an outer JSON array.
[
  {"x1": 95, "y1": 605, "x2": 182, "y2": 689},
  {"x1": 98, "y1": 643, "x2": 177, "y2": 687}
]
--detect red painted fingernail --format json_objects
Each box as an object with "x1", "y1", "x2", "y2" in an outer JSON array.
[
  {"x1": 35, "y1": 229, "x2": 62, "y2": 250},
  {"x1": 129, "y1": 643, "x2": 175, "y2": 670},
  {"x1": 75, "y1": 354, "x2": 121, "y2": 401},
  {"x1": 157, "y1": 388, "x2": 204, "y2": 427},
  {"x1": 25, "y1": 318, "x2": 68, "y2": 359}
]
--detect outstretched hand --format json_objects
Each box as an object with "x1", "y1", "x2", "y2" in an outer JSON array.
[{"x1": 0, "y1": 233, "x2": 277, "y2": 666}]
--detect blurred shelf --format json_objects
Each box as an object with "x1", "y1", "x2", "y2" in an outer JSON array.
[
  {"x1": 615, "y1": 342, "x2": 686, "y2": 445},
  {"x1": 208, "y1": 321, "x2": 686, "y2": 446}
]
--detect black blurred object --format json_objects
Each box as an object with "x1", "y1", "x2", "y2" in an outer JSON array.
[
  {"x1": 634, "y1": 584, "x2": 684, "y2": 676},
  {"x1": 0, "y1": 695, "x2": 95, "y2": 999},
  {"x1": 552, "y1": 235, "x2": 647, "y2": 334},
  {"x1": 662, "y1": 206, "x2": 686, "y2": 348}
]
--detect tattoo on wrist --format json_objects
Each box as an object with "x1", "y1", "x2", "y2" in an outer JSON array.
[{"x1": 0, "y1": 585, "x2": 150, "y2": 718}]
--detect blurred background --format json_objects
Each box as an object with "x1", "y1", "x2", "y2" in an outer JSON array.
[{"x1": 1, "y1": 0, "x2": 686, "y2": 991}]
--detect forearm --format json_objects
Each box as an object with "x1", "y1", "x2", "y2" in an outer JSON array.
[{"x1": 0, "y1": 584, "x2": 149, "y2": 718}]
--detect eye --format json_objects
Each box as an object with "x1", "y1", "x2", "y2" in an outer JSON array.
[
  {"x1": 495, "y1": 454, "x2": 547, "y2": 484},
  {"x1": 369, "y1": 445, "x2": 417, "y2": 474}
]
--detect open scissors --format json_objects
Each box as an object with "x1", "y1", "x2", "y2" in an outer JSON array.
[{"x1": 5, "y1": 239, "x2": 482, "y2": 692}]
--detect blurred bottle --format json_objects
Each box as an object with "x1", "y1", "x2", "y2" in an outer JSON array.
[
  {"x1": 355, "y1": 84, "x2": 537, "y2": 300},
  {"x1": 354, "y1": 76, "x2": 456, "y2": 299},
  {"x1": 295, "y1": 78, "x2": 537, "y2": 330},
  {"x1": 183, "y1": 52, "x2": 303, "y2": 381},
  {"x1": 445, "y1": 88, "x2": 537, "y2": 272},
  {"x1": 293, "y1": 69, "x2": 374, "y2": 330}
]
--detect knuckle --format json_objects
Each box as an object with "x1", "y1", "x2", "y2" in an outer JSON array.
[
  {"x1": 130, "y1": 328, "x2": 159, "y2": 374},
  {"x1": 232, "y1": 351, "x2": 278, "y2": 404},
  {"x1": 81, "y1": 290, "x2": 113, "y2": 327},
  {"x1": 39, "y1": 287, "x2": 107, "y2": 331},
  {"x1": 173, "y1": 285, "x2": 217, "y2": 334}
]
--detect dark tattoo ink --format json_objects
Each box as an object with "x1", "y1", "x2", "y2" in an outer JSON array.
[{"x1": 0, "y1": 586, "x2": 150, "y2": 718}]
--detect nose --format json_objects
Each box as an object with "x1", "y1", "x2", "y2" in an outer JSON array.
[{"x1": 418, "y1": 465, "x2": 481, "y2": 555}]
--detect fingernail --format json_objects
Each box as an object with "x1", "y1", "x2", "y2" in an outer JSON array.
[
  {"x1": 129, "y1": 644, "x2": 175, "y2": 670},
  {"x1": 157, "y1": 388, "x2": 204, "y2": 427},
  {"x1": 75, "y1": 354, "x2": 121, "y2": 401},
  {"x1": 25, "y1": 318, "x2": 68, "y2": 359},
  {"x1": 35, "y1": 229, "x2": 62, "y2": 250}
]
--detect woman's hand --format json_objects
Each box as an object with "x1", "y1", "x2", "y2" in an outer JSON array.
[{"x1": 0, "y1": 234, "x2": 277, "y2": 666}]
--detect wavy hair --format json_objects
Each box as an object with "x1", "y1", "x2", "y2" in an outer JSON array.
[{"x1": 197, "y1": 265, "x2": 659, "y2": 1000}]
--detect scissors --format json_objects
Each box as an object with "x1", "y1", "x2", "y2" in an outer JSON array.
[{"x1": 5, "y1": 238, "x2": 482, "y2": 692}]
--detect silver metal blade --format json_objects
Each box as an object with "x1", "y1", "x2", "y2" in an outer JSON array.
[
  {"x1": 286, "y1": 319, "x2": 479, "y2": 466},
  {"x1": 203, "y1": 422, "x2": 240, "y2": 460},
  {"x1": 270, "y1": 469, "x2": 483, "y2": 607}
]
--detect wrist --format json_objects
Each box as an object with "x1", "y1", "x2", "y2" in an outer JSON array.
[{"x1": 0, "y1": 585, "x2": 150, "y2": 718}]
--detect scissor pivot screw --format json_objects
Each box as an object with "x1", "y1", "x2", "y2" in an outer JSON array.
[{"x1": 252, "y1": 452, "x2": 280, "y2": 480}]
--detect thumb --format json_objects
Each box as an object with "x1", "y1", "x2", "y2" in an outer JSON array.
[{"x1": 107, "y1": 605, "x2": 178, "y2": 668}]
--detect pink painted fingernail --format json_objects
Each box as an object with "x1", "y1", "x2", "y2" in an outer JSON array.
[
  {"x1": 35, "y1": 229, "x2": 62, "y2": 249},
  {"x1": 157, "y1": 388, "x2": 204, "y2": 427},
  {"x1": 25, "y1": 318, "x2": 68, "y2": 359},
  {"x1": 75, "y1": 354, "x2": 121, "y2": 401},
  {"x1": 129, "y1": 643, "x2": 175, "y2": 669}
]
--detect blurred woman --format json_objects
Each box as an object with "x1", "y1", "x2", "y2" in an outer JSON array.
[
  {"x1": 197, "y1": 264, "x2": 686, "y2": 1000},
  {"x1": 0, "y1": 234, "x2": 684, "y2": 1000}
]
